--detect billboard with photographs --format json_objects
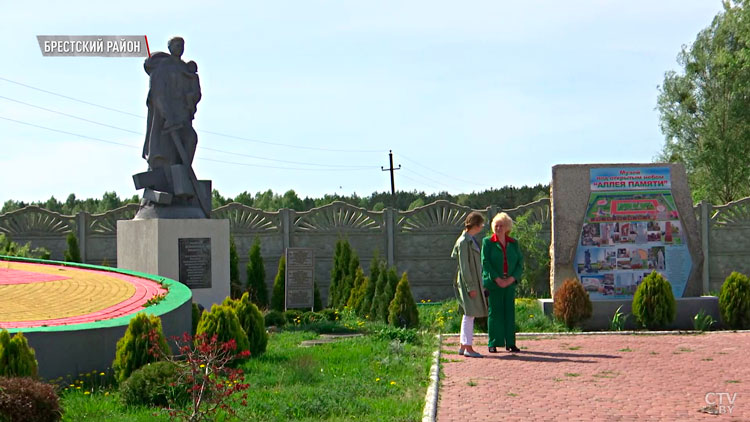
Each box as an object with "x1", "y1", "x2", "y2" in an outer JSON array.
[{"x1": 574, "y1": 167, "x2": 692, "y2": 300}]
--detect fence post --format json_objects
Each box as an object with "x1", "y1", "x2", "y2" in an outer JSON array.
[
  {"x1": 385, "y1": 207, "x2": 395, "y2": 267},
  {"x1": 700, "y1": 200, "x2": 711, "y2": 295},
  {"x1": 76, "y1": 211, "x2": 88, "y2": 263},
  {"x1": 280, "y1": 208, "x2": 291, "y2": 250}
]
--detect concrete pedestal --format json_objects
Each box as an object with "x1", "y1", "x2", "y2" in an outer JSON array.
[{"x1": 117, "y1": 218, "x2": 230, "y2": 308}]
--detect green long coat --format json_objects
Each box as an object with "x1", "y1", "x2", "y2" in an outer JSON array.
[
  {"x1": 451, "y1": 231, "x2": 488, "y2": 317},
  {"x1": 481, "y1": 235, "x2": 524, "y2": 290}
]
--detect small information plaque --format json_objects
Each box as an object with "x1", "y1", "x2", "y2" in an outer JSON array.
[
  {"x1": 285, "y1": 248, "x2": 314, "y2": 310},
  {"x1": 178, "y1": 238, "x2": 212, "y2": 289}
]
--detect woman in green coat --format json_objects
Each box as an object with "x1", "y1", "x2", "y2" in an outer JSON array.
[
  {"x1": 451, "y1": 211, "x2": 488, "y2": 358},
  {"x1": 481, "y1": 212, "x2": 524, "y2": 353}
]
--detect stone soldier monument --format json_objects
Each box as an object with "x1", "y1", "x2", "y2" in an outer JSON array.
[
  {"x1": 134, "y1": 36, "x2": 209, "y2": 219},
  {"x1": 117, "y1": 37, "x2": 229, "y2": 307}
]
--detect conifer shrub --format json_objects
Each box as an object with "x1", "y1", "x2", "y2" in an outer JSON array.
[
  {"x1": 719, "y1": 271, "x2": 750, "y2": 329},
  {"x1": 360, "y1": 256, "x2": 383, "y2": 317},
  {"x1": 632, "y1": 271, "x2": 676, "y2": 330},
  {"x1": 223, "y1": 293, "x2": 267, "y2": 357},
  {"x1": 264, "y1": 310, "x2": 286, "y2": 327},
  {"x1": 313, "y1": 282, "x2": 323, "y2": 311},
  {"x1": 63, "y1": 233, "x2": 81, "y2": 263},
  {"x1": 195, "y1": 304, "x2": 250, "y2": 357},
  {"x1": 369, "y1": 268, "x2": 388, "y2": 320},
  {"x1": 119, "y1": 361, "x2": 188, "y2": 407},
  {"x1": 191, "y1": 302, "x2": 202, "y2": 336},
  {"x1": 328, "y1": 240, "x2": 344, "y2": 308},
  {"x1": 0, "y1": 330, "x2": 38, "y2": 378},
  {"x1": 113, "y1": 313, "x2": 169, "y2": 383},
  {"x1": 271, "y1": 256, "x2": 286, "y2": 312},
  {"x1": 229, "y1": 235, "x2": 242, "y2": 299},
  {"x1": 0, "y1": 234, "x2": 50, "y2": 260},
  {"x1": 553, "y1": 278, "x2": 593, "y2": 329},
  {"x1": 0, "y1": 376, "x2": 61, "y2": 422},
  {"x1": 375, "y1": 267, "x2": 399, "y2": 322},
  {"x1": 388, "y1": 272, "x2": 419, "y2": 329},
  {"x1": 346, "y1": 268, "x2": 367, "y2": 311},
  {"x1": 246, "y1": 237, "x2": 268, "y2": 307}
]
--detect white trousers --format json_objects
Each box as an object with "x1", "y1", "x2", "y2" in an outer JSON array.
[{"x1": 460, "y1": 315, "x2": 475, "y2": 346}]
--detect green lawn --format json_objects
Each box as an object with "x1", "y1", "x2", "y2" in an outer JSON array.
[{"x1": 61, "y1": 330, "x2": 435, "y2": 422}]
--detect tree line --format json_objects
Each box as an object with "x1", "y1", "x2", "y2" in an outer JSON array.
[{"x1": 0, "y1": 184, "x2": 549, "y2": 215}]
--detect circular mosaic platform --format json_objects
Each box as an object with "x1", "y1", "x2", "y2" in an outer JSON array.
[
  {"x1": 0, "y1": 261, "x2": 167, "y2": 329},
  {"x1": 0, "y1": 256, "x2": 192, "y2": 380}
]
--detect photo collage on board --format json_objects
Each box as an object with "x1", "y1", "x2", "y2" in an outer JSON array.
[{"x1": 575, "y1": 190, "x2": 683, "y2": 299}]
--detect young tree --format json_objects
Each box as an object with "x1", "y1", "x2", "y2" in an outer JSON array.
[
  {"x1": 229, "y1": 235, "x2": 242, "y2": 299},
  {"x1": 63, "y1": 233, "x2": 82, "y2": 263},
  {"x1": 246, "y1": 237, "x2": 268, "y2": 307},
  {"x1": 271, "y1": 256, "x2": 286, "y2": 312},
  {"x1": 657, "y1": 1, "x2": 750, "y2": 203},
  {"x1": 388, "y1": 272, "x2": 419, "y2": 329}
]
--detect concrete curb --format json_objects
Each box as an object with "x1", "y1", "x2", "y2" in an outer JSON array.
[{"x1": 422, "y1": 333, "x2": 441, "y2": 422}]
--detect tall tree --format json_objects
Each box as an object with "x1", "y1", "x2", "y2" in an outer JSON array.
[
  {"x1": 657, "y1": 1, "x2": 750, "y2": 203},
  {"x1": 246, "y1": 237, "x2": 268, "y2": 307}
]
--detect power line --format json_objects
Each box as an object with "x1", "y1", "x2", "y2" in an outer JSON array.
[
  {"x1": 396, "y1": 153, "x2": 487, "y2": 187},
  {"x1": 0, "y1": 115, "x2": 381, "y2": 172},
  {"x1": 0, "y1": 75, "x2": 385, "y2": 154},
  {"x1": 0, "y1": 95, "x2": 142, "y2": 135},
  {"x1": 0, "y1": 95, "x2": 378, "y2": 169},
  {"x1": 399, "y1": 172, "x2": 444, "y2": 190}
]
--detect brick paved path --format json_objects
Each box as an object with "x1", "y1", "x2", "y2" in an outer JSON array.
[{"x1": 438, "y1": 332, "x2": 750, "y2": 421}]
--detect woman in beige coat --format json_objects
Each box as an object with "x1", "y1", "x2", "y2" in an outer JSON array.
[{"x1": 451, "y1": 211, "x2": 489, "y2": 358}]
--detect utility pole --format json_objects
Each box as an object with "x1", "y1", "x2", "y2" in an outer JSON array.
[{"x1": 381, "y1": 150, "x2": 401, "y2": 195}]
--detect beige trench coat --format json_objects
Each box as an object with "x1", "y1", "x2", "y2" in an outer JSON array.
[{"x1": 451, "y1": 231, "x2": 488, "y2": 317}]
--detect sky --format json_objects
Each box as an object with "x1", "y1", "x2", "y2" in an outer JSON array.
[{"x1": 0, "y1": 1, "x2": 725, "y2": 205}]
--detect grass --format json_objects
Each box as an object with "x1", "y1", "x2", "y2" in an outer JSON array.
[
  {"x1": 61, "y1": 329, "x2": 435, "y2": 422},
  {"x1": 418, "y1": 298, "x2": 573, "y2": 334}
]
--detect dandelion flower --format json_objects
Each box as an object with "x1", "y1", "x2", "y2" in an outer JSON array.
[
  {"x1": 199, "y1": 364, "x2": 206, "y2": 368},
  {"x1": 84, "y1": 391, "x2": 90, "y2": 395},
  {"x1": 390, "y1": 381, "x2": 396, "y2": 385},
  {"x1": 375, "y1": 378, "x2": 380, "y2": 382}
]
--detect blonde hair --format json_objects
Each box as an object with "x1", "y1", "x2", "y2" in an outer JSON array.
[{"x1": 491, "y1": 212, "x2": 513, "y2": 234}]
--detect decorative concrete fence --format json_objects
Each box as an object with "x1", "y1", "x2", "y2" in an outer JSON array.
[
  {"x1": 1, "y1": 196, "x2": 748, "y2": 300},
  {"x1": 0, "y1": 200, "x2": 549, "y2": 302}
]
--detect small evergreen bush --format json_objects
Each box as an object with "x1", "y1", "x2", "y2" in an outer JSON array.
[
  {"x1": 374, "y1": 267, "x2": 399, "y2": 322},
  {"x1": 719, "y1": 271, "x2": 750, "y2": 329},
  {"x1": 229, "y1": 235, "x2": 242, "y2": 299},
  {"x1": 63, "y1": 233, "x2": 81, "y2": 263},
  {"x1": 632, "y1": 271, "x2": 676, "y2": 330},
  {"x1": 246, "y1": 237, "x2": 268, "y2": 307},
  {"x1": 0, "y1": 376, "x2": 61, "y2": 422},
  {"x1": 346, "y1": 268, "x2": 367, "y2": 311},
  {"x1": 0, "y1": 330, "x2": 38, "y2": 378},
  {"x1": 0, "y1": 234, "x2": 50, "y2": 260},
  {"x1": 359, "y1": 256, "x2": 383, "y2": 317},
  {"x1": 270, "y1": 256, "x2": 286, "y2": 312},
  {"x1": 223, "y1": 293, "x2": 268, "y2": 357},
  {"x1": 113, "y1": 313, "x2": 169, "y2": 383},
  {"x1": 264, "y1": 310, "x2": 286, "y2": 327},
  {"x1": 553, "y1": 278, "x2": 593, "y2": 329},
  {"x1": 195, "y1": 304, "x2": 250, "y2": 356},
  {"x1": 388, "y1": 272, "x2": 419, "y2": 329},
  {"x1": 119, "y1": 361, "x2": 188, "y2": 407}
]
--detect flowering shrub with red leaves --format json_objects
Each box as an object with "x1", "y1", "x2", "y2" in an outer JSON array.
[{"x1": 148, "y1": 330, "x2": 251, "y2": 422}]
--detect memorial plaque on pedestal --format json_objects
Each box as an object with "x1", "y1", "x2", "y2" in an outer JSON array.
[
  {"x1": 179, "y1": 237, "x2": 212, "y2": 289},
  {"x1": 285, "y1": 248, "x2": 314, "y2": 310}
]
